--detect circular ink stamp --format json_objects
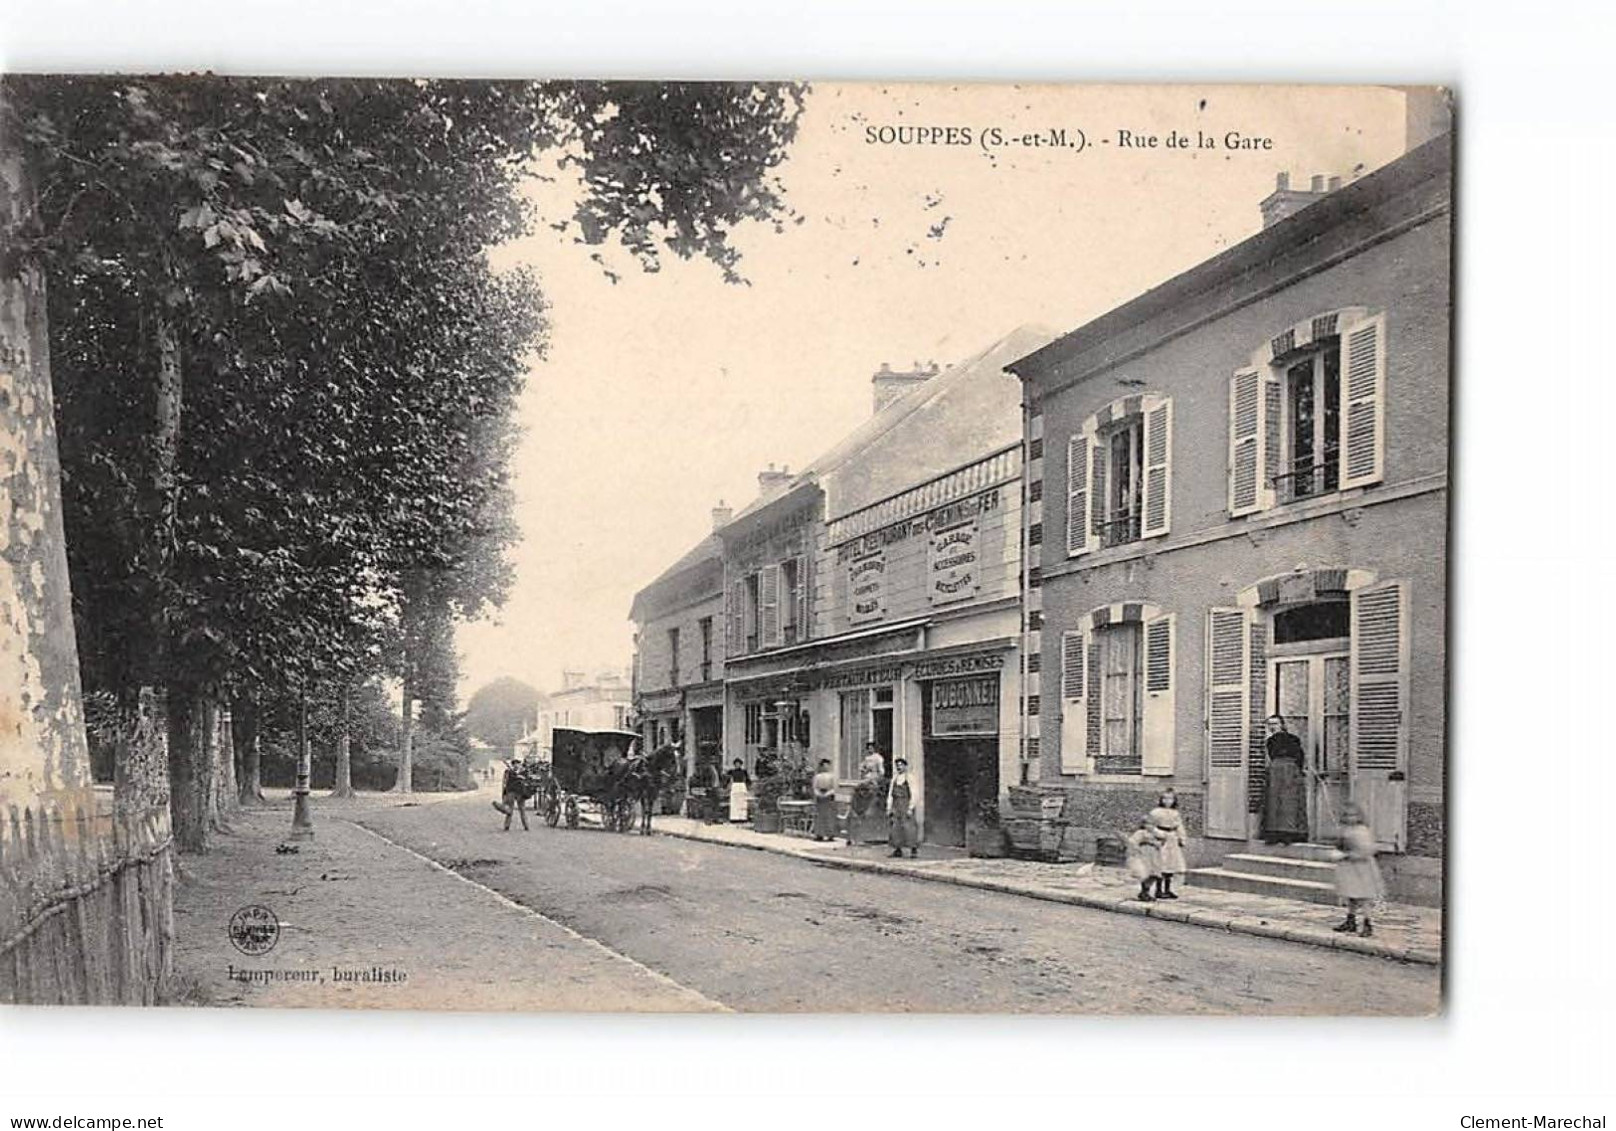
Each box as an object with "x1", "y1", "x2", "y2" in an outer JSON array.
[{"x1": 229, "y1": 904, "x2": 280, "y2": 956}]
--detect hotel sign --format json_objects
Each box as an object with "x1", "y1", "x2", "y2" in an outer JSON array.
[
  {"x1": 930, "y1": 675, "x2": 1000, "y2": 737},
  {"x1": 848, "y1": 551, "x2": 886, "y2": 625},
  {"x1": 928, "y1": 519, "x2": 980, "y2": 605}
]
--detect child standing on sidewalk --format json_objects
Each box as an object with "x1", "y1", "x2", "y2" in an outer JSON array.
[
  {"x1": 1125, "y1": 818, "x2": 1163, "y2": 901},
  {"x1": 1329, "y1": 801, "x2": 1385, "y2": 936},
  {"x1": 1149, "y1": 789, "x2": 1187, "y2": 900}
]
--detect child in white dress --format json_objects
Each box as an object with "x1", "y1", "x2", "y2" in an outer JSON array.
[
  {"x1": 1329, "y1": 801, "x2": 1387, "y2": 937},
  {"x1": 1148, "y1": 789, "x2": 1187, "y2": 900},
  {"x1": 1125, "y1": 818, "x2": 1163, "y2": 902}
]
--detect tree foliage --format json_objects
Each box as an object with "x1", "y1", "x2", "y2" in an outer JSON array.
[
  {"x1": 4, "y1": 74, "x2": 803, "y2": 819},
  {"x1": 464, "y1": 676, "x2": 543, "y2": 752}
]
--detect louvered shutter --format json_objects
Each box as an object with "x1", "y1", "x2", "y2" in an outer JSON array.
[
  {"x1": 1141, "y1": 613, "x2": 1175, "y2": 775},
  {"x1": 1247, "y1": 618, "x2": 1269, "y2": 815},
  {"x1": 1262, "y1": 377, "x2": 1282, "y2": 505},
  {"x1": 1205, "y1": 607, "x2": 1250, "y2": 838},
  {"x1": 759, "y1": 564, "x2": 781, "y2": 649},
  {"x1": 1142, "y1": 398, "x2": 1172, "y2": 538},
  {"x1": 794, "y1": 555, "x2": 810, "y2": 643},
  {"x1": 1340, "y1": 312, "x2": 1387, "y2": 489},
  {"x1": 1058, "y1": 630, "x2": 1088, "y2": 774},
  {"x1": 1228, "y1": 368, "x2": 1264, "y2": 516},
  {"x1": 727, "y1": 578, "x2": 745, "y2": 655},
  {"x1": 1089, "y1": 439, "x2": 1108, "y2": 543},
  {"x1": 1350, "y1": 580, "x2": 1408, "y2": 850},
  {"x1": 1066, "y1": 432, "x2": 1091, "y2": 557}
]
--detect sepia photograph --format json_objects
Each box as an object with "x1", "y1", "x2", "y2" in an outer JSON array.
[{"x1": 0, "y1": 78, "x2": 1455, "y2": 1019}]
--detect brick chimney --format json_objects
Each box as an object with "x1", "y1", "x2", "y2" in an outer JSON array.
[
  {"x1": 1259, "y1": 171, "x2": 1340, "y2": 229},
  {"x1": 871, "y1": 360, "x2": 940, "y2": 414},
  {"x1": 711, "y1": 499, "x2": 733, "y2": 530},
  {"x1": 757, "y1": 463, "x2": 793, "y2": 497}
]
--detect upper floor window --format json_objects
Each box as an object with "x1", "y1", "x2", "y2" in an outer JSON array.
[
  {"x1": 1230, "y1": 309, "x2": 1385, "y2": 517},
  {"x1": 698, "y1": 617, "x2": 713, "y2": 681},
  {"x1": 781, "y1": 559, "x2": 801, "y2": 644},
  {"x1": 728, "y1": 557, "x2": 809, "y2": 655},
  {"x1": 1066, "y1": 394, "x2": 1172, "y2": 557},
  {"x1": 667, "y1": 626, "x2": 681, "y2": 687}
]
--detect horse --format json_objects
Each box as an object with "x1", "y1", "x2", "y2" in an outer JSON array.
[{"x1": 608, "y1": 743, "x2": 682, "y2": 834}]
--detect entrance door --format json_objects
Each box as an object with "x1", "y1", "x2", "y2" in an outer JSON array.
[
  {"x1": 923, "y1": 742, "x2": 970, "y2": 847},
  {"x1": 1271, "y1": 653, "x2": 1350, "y2": 843}
]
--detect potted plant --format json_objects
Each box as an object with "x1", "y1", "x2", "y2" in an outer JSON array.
[{"x1": 751, "y1": 773, "x2": 786, "y2": 833}]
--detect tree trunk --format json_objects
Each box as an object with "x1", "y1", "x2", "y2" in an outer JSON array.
[
  {"x1": 166, "y1": 691, "x2": 209, "y2": 853},
  {"x1": 113, "y1": 687, "x2": 168, "y2": 818},
  {"x1": 394, "y1": 679, "x2": 414, "y2": 793},
  {"x1": 330, "y1": 682, "x2": 355, "y2": 798},
  {"x1": 232, "y1": 699, "x2": 265, "y2": 804},
  {"x1": 213, "y1": 702, "x2": 237, "y2": 827}
]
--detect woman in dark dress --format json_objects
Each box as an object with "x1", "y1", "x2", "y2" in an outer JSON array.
[{"x1": 1261, "y1": 714, "x2": 1308, "y2": 845}]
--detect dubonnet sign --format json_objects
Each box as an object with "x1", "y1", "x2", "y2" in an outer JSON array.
[{"x1": 929, "y1": 675, "x2": 1000, "y2": 737}]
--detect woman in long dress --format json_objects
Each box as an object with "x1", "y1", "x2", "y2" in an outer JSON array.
[
  {"x1": 726, "y1": 759, "x2": 751, "y2": 823},
  {"x1": 887, "y1": 757, "x2": 919, "y2": 858},
  {"x1": 1261, "y1": 714, "x2": 1308, "y2": 845},
  {"x1": 810, "y1": 759, "x2": 838, "y2": 841}
]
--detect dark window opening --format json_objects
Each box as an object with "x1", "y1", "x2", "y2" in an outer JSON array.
[{"x1": 1272, "y1": 599, "x2": 1350, "y2": 644}]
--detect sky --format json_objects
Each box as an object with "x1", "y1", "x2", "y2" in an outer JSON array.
[{"x1": 457, "y1": 83, "x2": 1410, "y2": 701}]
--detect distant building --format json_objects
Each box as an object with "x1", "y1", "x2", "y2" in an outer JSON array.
[{"x1": 519, "y1": 668, "x2": 634, "y2": 762}]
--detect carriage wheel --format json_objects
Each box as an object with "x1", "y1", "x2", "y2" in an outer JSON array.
[
  {"x1": 543, "y1": 793, "x2": 560, "y2": 828},
  {"x1": 565, "y1": 797, "x2": 579, "y2": 829}
]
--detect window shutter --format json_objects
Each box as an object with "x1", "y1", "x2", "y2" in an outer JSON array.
[
  {"x1": 1262, "y1": 376, "x2": 1282, "y2": 507},
  {"x1": 1247, "y1": 618, "x2": 1269, "y2": 815},
  {"x1": 1089, "y1": 439, "x2": 1107, "y2": 541},
  {"x1": 1141, "y1": 613, "x2": 1175, "y2": 775},
  {"x1": 1228, "y1": 368, "x2": 1263, "y2": 516},
  {"x1": 1205, "y1": 607, "x2": 1250, "y2": 838},
  {"x1": 794, "y1": 555, "x2": 810, "y2": 643},
  {"x1": 1340, "y1": 312, "x2": 1387, "y2": 489},
  {"x1": 1350, "y1": 579, "x2": 1408, "y2": 850},
  {"x1": 1065, "y1": 432, "x2": 1091, "y2": 557},
  {"x1": 1059, "y1": 630, "x2": 1087, "y2": 774},
  {"x1": 727, "y1": 578, "x2": 745, "y2": 655},
  {"x1": 759, "y1": 564, "x2": 781, "y2": 649},
  {"x1": 1142, "y1": 398, "x2": 1172, "y2": 538}
]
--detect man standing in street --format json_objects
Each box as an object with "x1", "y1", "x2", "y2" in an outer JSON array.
[{"x1": 493, "y1": 758, "x2": 532, "y2": 831}]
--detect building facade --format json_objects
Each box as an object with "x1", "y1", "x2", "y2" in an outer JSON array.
[
  {"x1": 1011, "y1": 136, "x2": 1451, "y2": 904},
  {"x1": 521, "y1": 668, "x2": 634, "y2": 762},
  {"x1": 718, "y1": 331, "x2": 1044, "y2": 848},
  {"x1": 629, "y1": 515, "x2": 728, "y2": 775}
]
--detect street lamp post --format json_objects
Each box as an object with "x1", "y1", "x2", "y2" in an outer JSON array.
[{"x1": 289, "y1": 688, "x2": 315, "y2": 839}]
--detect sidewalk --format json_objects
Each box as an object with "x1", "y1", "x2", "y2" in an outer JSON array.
[
  {"x1": 650, "y1": 815, "x2": 1443, "y2": 966},
  {"x1": 169, "y1": 800, "x2": 723, "y2": 1011}
]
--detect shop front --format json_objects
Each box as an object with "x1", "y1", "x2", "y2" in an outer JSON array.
[{"x1": 914, "y1": 652, "x2": 1008, "y2": 849}]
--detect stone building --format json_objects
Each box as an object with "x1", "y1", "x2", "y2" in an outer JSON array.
[
  {"x1": 628, "y1": 509, "x2": 728, "y2": 775},
  {"x1": 718, "y1": 328, "x2": 1046, "y2": 847},
  {"x1": 1010, "y1": 131, "x2": 1451, "y2": 904}
]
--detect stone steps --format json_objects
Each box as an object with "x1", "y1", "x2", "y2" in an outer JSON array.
[
  {"x1": 1185, "y1": 859, "x2": 1341, "y2": 905},
  {"x1": 1218, "y1": 852, "x2": 1339, "y2": 882}
]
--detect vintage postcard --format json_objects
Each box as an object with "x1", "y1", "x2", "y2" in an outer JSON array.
[{"x1": 0, "y1": 79, "x2": 1450, "y2": 1014}]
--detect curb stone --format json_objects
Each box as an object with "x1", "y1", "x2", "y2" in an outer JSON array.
[{"x1": 651, "y1": 821, "x2": 1439, "y2": 967}]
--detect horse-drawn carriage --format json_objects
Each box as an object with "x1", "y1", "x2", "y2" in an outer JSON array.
[{"x1": 541, "y1": 727, "x2": 679, "y2": 834}]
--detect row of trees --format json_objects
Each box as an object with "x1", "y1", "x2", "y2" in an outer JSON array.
[{"x1": 3, "y1": 76, "x2": 804, "y2": 850}]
